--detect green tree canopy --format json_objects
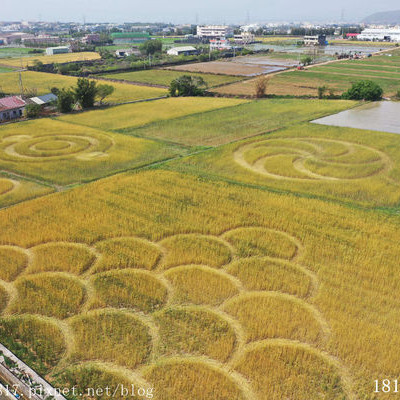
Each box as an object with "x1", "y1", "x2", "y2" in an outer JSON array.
[
  {"x1": 96, "y1": 84, "x2": 115, "y2": 104},
  {"x1": 169, "y1": 75, "x2": 207, "y2": 97},
  {"x1": 342, "y1": 80, "x2": 383, "y2": 101},
  {"x1": 57, "y1": 88, "x2": 75, "y2": 113},
  {"x1": 74, "y1": 78, "x2": 98, "y2": 109},
  {"x1": 140, "y1": 39, "x2": 162, "y2": 56}
]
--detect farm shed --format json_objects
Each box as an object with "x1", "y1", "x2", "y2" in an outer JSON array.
[{"x1": 167, "y1": 46, "x2": 198, "y2": 56}]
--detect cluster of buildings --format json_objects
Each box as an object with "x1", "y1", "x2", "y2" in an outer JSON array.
[
  {"x1": 0, "y1": 94, "x2": 57, "y2": 122},
  {"x1": 195, "y1": 25, "x2": 256, "y2": 51},
  {"x1": 358, "y1": 27, "x2": 400, "y2": 42}
]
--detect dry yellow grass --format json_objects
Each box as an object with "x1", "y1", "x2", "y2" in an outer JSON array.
[
  {"x1": 11, "y1": 272, "x2": 86, "y2": 318},
  {"x1": 1, "y1": 52, "x2": 100, "y2": 67},
  {"x1": 91, "y1": 269, "x2": 168, "y2": 312},
  {"x1": 164, "y1": 265, "x2": 239, "y2": 305},
  {"x1": 69, "y1": 309, "x2": 152, "y2": 369},
  {"x1": 159, "y1": 235, "x2": 232, "y2": 269},
  {"x1": 93, "y1": 238, "x2": 161, "y2": 272},
  {"x1": 154, "y1": 306, "x2": 236, "y2": 362}
]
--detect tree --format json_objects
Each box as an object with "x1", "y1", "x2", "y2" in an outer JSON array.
[
  {"x1": 96, "y1": 84, "x2": 115, "y2": 104},
  {"x1": 24, "y1": 104, "x2": 42, "y2": 118},
  {"x1": 300, "y1": 55, "x2": 313, "y2": 66},
  {"x1": 169, "y1": 75, "x2": 207, "y2": 97},
  {"x1": 317, "y1": 86, "x2": 328, "y2": 99},
  {"x1": 74, "y1": 78, "x2": 98, "y2": 109},
  {"x1": 140, "y1": 39, "x2": 162, "y2": 56},
  {"x1": 57, "y1": 88, "x2": 75, "y2": 113},
  {"x1": 254, "y1": 76, "x2": 269, "y2": 98},
  {"x1": 342, "y1": 80, "x2": 383, "y2": 101}
]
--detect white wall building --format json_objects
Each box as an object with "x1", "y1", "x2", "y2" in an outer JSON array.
[
  {"x1": 167, "y1": 46, "x2": 198, "y2": 56},
  {"x1": 45, "y1": 46, "x2": 70, "y2": 55},
  {"x1": 234, "y1": 32, "x2": 256, "y2": 44},
  {"x1": 197, "y1": 25, "x2": 232, "y2": 38},
  {"x1": 358, "y1": 28, "x2": 400, "y2": 42},
  {"x1": 210, "y1": 38, "x2": 231, "y2": 51}
]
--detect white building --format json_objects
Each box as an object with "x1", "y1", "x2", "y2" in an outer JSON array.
[
  {"x1": 358, "y1": 28, "x2": 400, "y2": 42},
  {"x1": 167, "y1": 46, "x2": 198, "y2": 56},
  {"x1": 234, "y1": 32, "x2": 256, "y2": 44},
  {"x1": 210, "y1": 38, "x2": 232, "y2": 51},
  {"x1": 196, "y1": 25, "x2": 232, "y2": 38},
  {"x1": 45, "y1": 46, "x2": 70, "y2": 55}
]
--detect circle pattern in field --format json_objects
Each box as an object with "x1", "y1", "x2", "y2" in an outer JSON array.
[
  {"x1": 234, "y1": 137, "x2": 390, "y2": 181},
  {"x1": 0, "y1": 227, "x2": 352, "y2": 399},
  {"x1": 0, "y1": 133, "x2": 113, "y2": 162}
]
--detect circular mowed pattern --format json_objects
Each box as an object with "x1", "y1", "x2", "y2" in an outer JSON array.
[
  {"x1": 0, "y1": 227, "x2": 353, "y2": 399},
  {"x1": 0, "y1": 133, "x2": 113, "y2": 162},
  {"x1": 234, "y1": 137, "x2": 390, "y2": 181}
]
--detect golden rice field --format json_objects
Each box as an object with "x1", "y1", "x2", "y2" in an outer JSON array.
[
  {"x1": 57, "y1": 97, "x2": 247, "y2": 132},
  {"x1": 0, "y1": 118, "x2": 185, "y2": 184},
  {"x1": 0, "y1": 175, "x2": 53, "y2": 208},
  {"x1": 1, "y1": 168, "x2": 400, "y2": 399},
  {"x1": 169, "y1": 122, "x2": 400, "y2": 206},
  {"x1": 0, "y1": 51, "x2": 101, "y2": 67},
  {"x1": 0, "y1": 71, "x2": 166, "y2": 103}
]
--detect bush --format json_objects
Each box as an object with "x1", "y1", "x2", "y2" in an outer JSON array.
[
  {"x1": 301, "y1": 55, "x2": 313, "y2": 66},
  {"x1": 169, "y1": 75, "x2": 207, "y2": 97},
  {"x1": 255, "y1": 76, "x2": 269, "y2": 98},
  {"x1": 342, "y1": 80, "x2": 383, "y2": 101},
  {"x1": 317, "y1": 86, "x2": 328, "y2": 99},
  {"x1": 57, "y1": 88, "x2": 75, "y2": 113},
  {"x1": 24, "y1": 104, "x2": 42, "y2": 118}
]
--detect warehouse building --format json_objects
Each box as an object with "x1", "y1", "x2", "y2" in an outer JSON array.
[
  {"x1": 167, "y1": 46, "x2": 198, "y2": 56},
  {"x1": 45, "y1": 46, "x2": 70, "y2": 55},
  {"x1": 358, "y1": 28, "x2": 400, "y2": 42}
]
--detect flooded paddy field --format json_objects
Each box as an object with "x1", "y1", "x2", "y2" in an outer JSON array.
[{"x1": 312, "y1": 101, "x2": 400, "y2": 134}]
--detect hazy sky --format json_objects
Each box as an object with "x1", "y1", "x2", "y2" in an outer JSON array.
[{"x1": 2, "y1": 0, "x2": 399, "y2": 24}]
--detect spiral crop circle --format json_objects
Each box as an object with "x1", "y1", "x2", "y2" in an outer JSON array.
[
  {"x1": 233, "y1": 137, "x2": 390, "y2": 181},
  {"x1": 0, "y1": 133, "x2": 113, "y2": 162}
]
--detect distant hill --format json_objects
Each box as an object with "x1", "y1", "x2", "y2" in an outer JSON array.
[{"x1": 362, "y1": 10, "x2": 400, "y2": 25}]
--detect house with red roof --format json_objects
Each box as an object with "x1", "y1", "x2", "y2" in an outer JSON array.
[{"x1": 0, "y1": 96, "x2": 26, "y2": 122}]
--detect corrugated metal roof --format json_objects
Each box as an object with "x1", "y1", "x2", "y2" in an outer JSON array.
[
  {"x1": 168, "y1": 46, "x2": 197, "y2": 52},
  {"x1": 30, "y1": 93, "x2": 58, "y2": 105},
  {"x1": 0, "y1": 96, "x2": 26, "y2": 111}
]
